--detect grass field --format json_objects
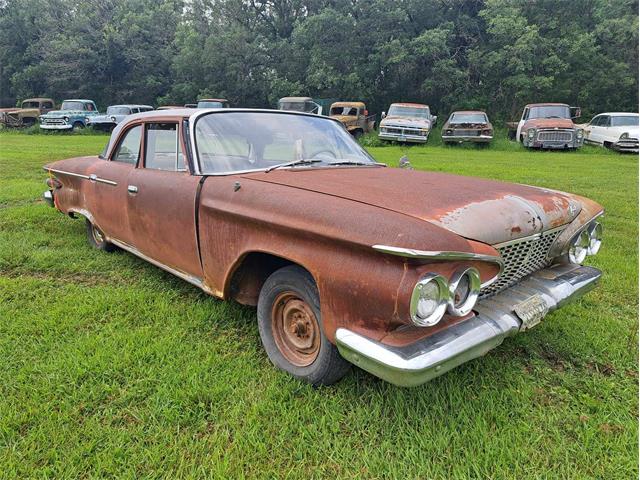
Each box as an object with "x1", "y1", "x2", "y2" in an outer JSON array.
[{"x1": 0, "y1": 130, "x2": 637, "y2": 478}]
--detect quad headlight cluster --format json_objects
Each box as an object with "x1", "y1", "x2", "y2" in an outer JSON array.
[
  {"x1": 568, "y1": 220, "x2": 603, "y2": 264},
  {"x1": 410, "y1": 267, "x2": 481, "y2": 327}
]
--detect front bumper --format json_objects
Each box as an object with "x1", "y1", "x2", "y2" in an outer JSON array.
[
  {"x1": 336, "y1": 264, "x2": 601, "y2": 387},
  {"x1": 379, "y1": 132, "x2": 428, "y2": 143},
  {"x1": 442, "y1": 134, "x2": 493, "y2": 143},
  {"x1": 613, "y1": 139, "x2": 639, "y2": 153},
  {"x1": 40, "y1": 123, "x2": 72, "y2": 130}
]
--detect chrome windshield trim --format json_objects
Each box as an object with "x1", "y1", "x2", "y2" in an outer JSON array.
[
  {"x1": 372, "y1": 245, "x2": 503, "y2": 266},
  {"x1": 44, "y1": 167, "x2": 117, "y2": 186}
]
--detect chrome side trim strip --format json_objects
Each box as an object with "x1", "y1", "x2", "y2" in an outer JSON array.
[
  {"x1": 372, "y1": 244, "x2": 504, "y2": 267},
  {"x1": 108, "y1": 238, "x2": 212, "y2": 293},
  {"x1": 44, "y1": 167, "x2": 117, "y2": 186}
]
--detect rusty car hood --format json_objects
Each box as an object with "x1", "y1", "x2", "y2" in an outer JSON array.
[
  {"x1": 524, "y1": 118, "x2": 575, "y2": 129},
  {"x1": 381, "y1": 116, "x2": 432, "y2": 128},
  {"x1": 242, "y1": 167, "x2": 582, "y2": 245}
]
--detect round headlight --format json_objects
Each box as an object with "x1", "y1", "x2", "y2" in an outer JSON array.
[
  {"x1": 447, "y1": 267, "x2": 481, "y2": 317},
  {"x1": 568, "y1": 229, "x2": 591, "y2": 264},
  {"x1": 410, "y1": 274, "x2": 449, "y2": 327},
  {"x1": 620, "y1": 132, "x2": 629, "y2": 140},
  {"x1": 576, "y1": 128, "x2": 584, "y2": 139},
  {"x1": 527, "y1": 128, "x2": 536, "y2": 138},
  {"x1": 587, "y1": 221, "x2": 603, "y2": 255},
  {"x1": 63, "y1": 116, "x2": 69, "y2": 122},
  {"x1": 110, "y1": 116, "x2": 116, "y2": 122}
]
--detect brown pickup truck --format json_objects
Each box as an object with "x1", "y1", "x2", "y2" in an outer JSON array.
[
  {"x1": 0, "y1": 97, "x2": 55, "y2": 127},
  {"x1": 507, "y1": 103, "x2": 584, "y2": 149},
  {"x1": 329, "y1": 101, "x2": 375, "y2": 138}
]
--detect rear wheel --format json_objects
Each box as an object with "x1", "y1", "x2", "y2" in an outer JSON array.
[
  {"x1": 85, "y1": 219, "x2": 117, "y2": 252},
  {"x1": 257, "y1": 265, "x2": 350, "y2": 386}
]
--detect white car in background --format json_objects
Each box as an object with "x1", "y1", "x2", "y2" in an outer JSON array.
[{"x1": 580, "y1": 112, "x2": 639, "y2": 153}]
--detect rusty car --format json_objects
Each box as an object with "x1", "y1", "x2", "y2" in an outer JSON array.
[
  {"x1": 378, "y1": 103, "x2": 436, "y2": 143},
  {"x1": 42, "y1": 109, "x2": 604, "y2": 387},
  {"x1": 0, "y1": 97, "x2": 55, "y2": 128},
  {"x1": 507, "y1": 103, "x2": 584, "y2": 149},
  {"x1": 442, "y1": 110, "x2": 493, "y2": 144},
  {"x1": 329, "y1": 101, "x2": 375, "y2": 138},
  {"x1": 278, "y1": 97, "x2": 323, "y2": 115}
]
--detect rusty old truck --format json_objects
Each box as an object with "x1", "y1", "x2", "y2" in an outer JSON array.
[
  {"x1": 0, "y1": 97, "x2": 55, "y2": 128},
  {"x1": 43, "y1": 108, "x2": 604, "y2": 387},
  {"x1": 329, "y1": 101, "x2": 375, "y2": 138},
  {"x1": 507, "y1": 103, "x2": 584, "y2": 149}
]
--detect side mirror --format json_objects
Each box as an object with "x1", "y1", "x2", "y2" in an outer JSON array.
[
  {"x1": 381, "y1": 111, "x2": 386, "y2": 119},
  {"x1": 571, "y1": 107, "x2": 581, "y2": 119},
  {"x1": 432, "y1": 115, "x2": 438, "y2": 126}
]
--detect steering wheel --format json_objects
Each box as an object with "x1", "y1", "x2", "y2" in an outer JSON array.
[{"x1": 310, "y1": 150, "x2": 337, "y2": 160}]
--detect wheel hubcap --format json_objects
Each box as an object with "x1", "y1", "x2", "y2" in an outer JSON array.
[
  {"x1": 271, "y1": 292, "x2": 320, "y2": 367},
  {"x1": 92, "y1": 225, "x2": 104, "y2": 244}
]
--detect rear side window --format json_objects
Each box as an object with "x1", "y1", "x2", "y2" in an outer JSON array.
[
  {"x1": 145, "y1": 123, "x2": 186, "y2": 171},
  {"x1": 112, "y1": 125, "x2": 142, "y2": 164}
]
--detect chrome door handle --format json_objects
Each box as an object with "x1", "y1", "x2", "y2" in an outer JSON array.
[
  {"x1": 89, "y1": 174, "x2": 97, "y2": 182},
  {"x1": 127, "y1": 185, "x2": 138, "y2": 194}
]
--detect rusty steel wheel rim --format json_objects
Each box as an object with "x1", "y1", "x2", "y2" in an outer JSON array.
[{"x1": 271, "y1": 292, "x2": 320, "y2": 367}]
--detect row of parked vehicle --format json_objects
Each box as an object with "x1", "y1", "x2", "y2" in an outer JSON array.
[{"x1": 1, "y1": 95, "x2": 637, "y2": 153}]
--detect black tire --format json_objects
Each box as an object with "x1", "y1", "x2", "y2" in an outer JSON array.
[
  {"x1": 352, "y1": 130, "x2": 363, "y2": 140},
  {"x1": 72, "y1": 121, "x2": 84, "y2": 131},
  {"x1": 257, "y1": 265, "x2": 350, "y2": 386},
  {"x1": 603, "y1": 141, "x2": 612, "y2": 149},
  {"x1": 85, "y1": 219, "x2": 117, "y2": 252},
  {"x1": 507, "y1": 129, "x2": 516, "y2": 141}
]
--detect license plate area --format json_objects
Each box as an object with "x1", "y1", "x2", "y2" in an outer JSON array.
[{"x1": 514, "y1": 294, "x2": 549, "y2": 330}]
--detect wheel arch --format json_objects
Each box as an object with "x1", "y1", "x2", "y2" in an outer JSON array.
[{"x1": 226, "y1": 251, "x2": 315, "y2": 306}]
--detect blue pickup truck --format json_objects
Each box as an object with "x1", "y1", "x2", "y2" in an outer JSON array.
[{"x1": 40, "y1": 99, "x2": 100, "y2": 131}]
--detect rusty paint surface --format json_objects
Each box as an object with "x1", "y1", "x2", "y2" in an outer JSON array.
[{"x1": 43, "y1": 111, "x2": 604, "y2": 347}]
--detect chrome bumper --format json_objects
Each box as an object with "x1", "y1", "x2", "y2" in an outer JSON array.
[
  {"x1": 378, "y1": 132, "x2": 428, "y2": 143},
  {"x1": 40, "y1": 124, "x2": 72, "y2": 130},
  {"x1": 442, "y1": 135, "x2": 493, "y2": 143},
  {"x1": 336, "y1": 264, "x2": 601, "y2": 387},
  {"x1": 43, "y1": 190, "x2": 54, "y2": 207}
]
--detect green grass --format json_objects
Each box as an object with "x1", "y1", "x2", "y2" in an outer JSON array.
[{"x1": 0, "y1": 131, "x2": 637, "y2": 478}]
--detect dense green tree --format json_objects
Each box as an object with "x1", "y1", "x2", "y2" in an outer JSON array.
[{"x1": 0, "y1": 0, "x2": 637, "y2": 119}]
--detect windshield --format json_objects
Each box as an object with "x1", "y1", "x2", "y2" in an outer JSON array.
[
  {"x1": 197, "y1": 101, "x2": 227, "y2": 108},
  {"x1": 279, "y1": 101, "x2": 318, "y2": 113},
  {"x1": 387, "y1": 106, "x2": 430, "y2": 118},
  {"x1": 527, "y1": 106, "x2": 570, "y2": 119},
  {"x1": 195, "y1": 112, "x2": 377, "y2": 174},
  {"x1": 450, "y1": 112, "x2": 487, "y2": 123},
  {"x1": 107, "y1": 106, "x2": 131, "y2": 115},
  {"x1": 330, "y1": 106, "x2": 358, "y2": 116},
  {"x1": 61, "y1": 101, "x2": 88, "y2": 111},
  {"x1": 611, "y1": 115, "x2": 639, "y2": 127}
]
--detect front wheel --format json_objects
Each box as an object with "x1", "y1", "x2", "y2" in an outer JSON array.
[
  {"x1": 85, "y1": 219, "x2": 117, "y2": 252},
  {"x1": 72, "y1": 121, "x2": 84, "y2": 131},
  {"x1": 257, "y1": 265, "x2": 350, "y2": 386}
]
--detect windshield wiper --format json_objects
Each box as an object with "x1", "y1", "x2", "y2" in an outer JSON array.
[
  {"x1": 265, "y1": 159, "x2": 322, "y2": 173},
  {"x1": 327, "y1": 160, "x2": 384, "y2": 166}
]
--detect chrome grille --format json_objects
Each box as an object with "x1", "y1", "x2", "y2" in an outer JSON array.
[
  {"x1": 452, "y1": 129, "x2": 480, "y2": 136},
  {"x1": 383, "y1": 127, "x2": 426, "y2": 136},
  {"x1": 537, "y1": 130, "x2": 572, "y2": 142},
  {"x1": 42, "y1": 118, "x2": 67, "y2": 125},
  {"x1": 480, "y1": 228, "x2": 565, "y2": 298}
]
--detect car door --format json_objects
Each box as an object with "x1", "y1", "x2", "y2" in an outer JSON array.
[
  {"x1": 591, "y1": 115, "x2": 609, "y2": 145},
  {"x1": 516, "y1": 107, "x2": 529, "y2": 141},
  {"x1": 87, "y1": 123, "x2": 142, "y2": 246},
  {"x1": 584, "y1": 115, "x2": 599, "y2": 143},
  {"x1": 125, "y1": 121, "x2": 203, "y2": 279}
]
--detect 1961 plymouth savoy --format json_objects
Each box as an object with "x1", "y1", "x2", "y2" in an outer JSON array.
[{"x1": 43, "y1": 109, "x2": 604, "y2": 387}]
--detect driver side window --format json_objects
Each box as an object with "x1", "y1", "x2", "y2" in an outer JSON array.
[{"x1": 112, "y1": 125, "x2": 141, "y2": 165}]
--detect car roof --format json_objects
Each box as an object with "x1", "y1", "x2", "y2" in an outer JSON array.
[
  {"x1": 595, "y1": 112, "x2": 639, "y2": 116},
  {"x1": 331, "y1": 101, "x2": 365, "y2": 108},
  {"x1": 525, "y1": 103, "x2": 569, "y2": 108},
  {"x1": 279, "y1": 97, "x2": 313, "y2": 102},
  {"x1": 23, "y1": 97, "x2": 53, "y2": 102},
  {"x1": 390, "y1": 102, "x2": 429, "y2": 108},
  {"x1": 451, "y1": 110, "x2": 486, "y2": 114},
  {"x1": 198, "y1": 98, "x2": 228, "y2": 102},
  {"x1": 62, "y1": 99, "x2": 95, "y2": 103},
  {"x1": 107, "y1": 104, "x2": 153, "y2": 109}
]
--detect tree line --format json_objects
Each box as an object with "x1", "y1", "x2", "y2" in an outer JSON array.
[{"x1": 0, "y1": 0, "x2": 637, "y2": 121}]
